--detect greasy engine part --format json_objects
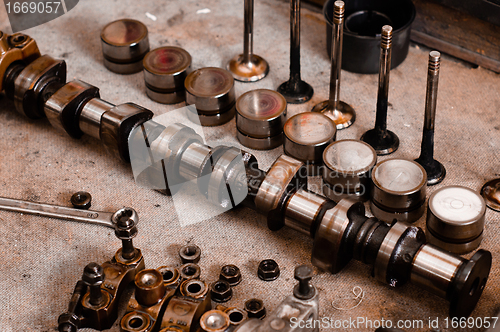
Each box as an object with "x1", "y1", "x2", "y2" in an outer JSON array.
[
  {"x1": 257, "y1": 259, "x2": 280, "y2": 281},
  {"x1": 360, "y1": 25, "x2": 399, "y2": 155},
  {"x1": 414, "y1": 51, "x2": 446, "y2": 185},
  {"x1": 100, "y1": 19, "x2": 150, "y2": 74},
  {"x1": 235, "y1": 89, "x2": 286, "y2": 150},
  {"x1": 70, "y1": 191, "x2": 92, "y2": 210},
  {"x1": 370, "y1": 159, "x2": 427, "y2": 223},
  {"x1": 283, "y1": 112, "x2": 337, "y2": 175},
  {"x1": 120, "y1": 267, "x2": 181, "y2": 332},
  {"x1": 0, "y1": 31, "x2": 41, "y2": 93},
  {"x1": 220, "y1": 306, "x2": 248, "y2": 326},
  {"x1": 243, "y1": 299, "x2": 266, "y2": 319},
  {"x1": 277, "y1": 0, "x2": 313, "y2": 104},
  {"x1": 0, "y1": 31, "x2": 492, "y2": 318},
  {"x1": 199, "y1": 310, "x2": 232, "y2": 332},
  {"x1": 179, "y1": 244, "x2": 201, "y2": 264},
  {"x1": 210, "y1": 280, "x2": 233, "y2": 303},
  {"x1": 481, "y1": 178, "x2": 500, "y2": 212},
  {"x1": 426, "y1": 186, "x2": 486, "y2": 254},
  {"x1": 143, "y1": 46, "x2": 192, "y2": 104},
  {"x1": 311, "y1": 1, "x2": 355, "y2": 130},
  {"x1": 58, "y1": 207, "x2": 145, "y2": 331},
  {"x1": 227, "y1": 0, "x2": 269, "y2": 82},
  {"x1": 220, "y1": 265, "x2": 242, "y2": 286},
  {"x1": 158, "y1": 279, "x2": 212, "y2": 332},
  {"x1": 236, "y1": 265, "x2": 319, "y2": 332},
  {"x1": 322, "y1": 139, "x2": 377, "y2": 202},
  {"x1": 180, "y1": 263, "x2": 202, "y2": 280},
  {"x1": 184, "y1": 67, "x2": 236, "y2": 126}
]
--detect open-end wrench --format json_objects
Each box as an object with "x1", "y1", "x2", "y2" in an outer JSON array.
[{"x1": 0, "y1": 196, "x2": 116, "y2": 228}]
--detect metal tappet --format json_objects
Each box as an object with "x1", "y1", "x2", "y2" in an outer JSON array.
[{"x1": 0, "y1": 30, "x2": 491, "y2": 318}]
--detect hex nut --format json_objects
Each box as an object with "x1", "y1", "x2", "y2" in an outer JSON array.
[
  {"x1": 210, "y1": 280, "x2": 232, "y2": 303},
  {"x1": 244, "y1": 298, "x2": 266, "y2": 319},
  {"x1": 82, "y1": 262, "x2": 104, "y2": 286},
  {"x1": 179, "y1": 244, "x2": 201, "y2": 264},
  {"x1": 220, "y1": 265, "x2": 242, "y2": 286},
  {"x1": 112, "y1": 207, "x2": 139, "y2": 240},
  {"x1": 179, "y1": 263, "x2": 201, "y2": 280},
  {"x1": 70, "y1": 191, "x2": 92, "y2": 209},
  {"x1": 257, "y1": 259, "x2": 280, "y2": 281}
]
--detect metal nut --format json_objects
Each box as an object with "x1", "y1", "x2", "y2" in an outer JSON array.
[
  {"x1": 210, "y1": 280, "x2": 232, "y2": 303},
  {"x1": 82, "y1": 262, "x2": 104, "y2": 286},
  {"x1": 179, "y1": 263, "x2": 201, "y2": 280},
  {"x1": 112, "y1": 207, "x2": 139, "y2": 240},
  {"x1": 244, "y1": 298, "x2": 266, "y2": 319},
  {"x1": 220, "y1": 265, "x2": 241, "y2": 286},
  {"x1": 257, "y1": 259, "x2": 280, "y2": 281},
  {"x1": 179, "y1": 244, "x2": 201, "y2": 264},
  {"x1": 71, "y1": 191, "x2": 92, "y2": 210},
  {"x1": 224, "y1": 307, "x2": 247, "y2": 326}
]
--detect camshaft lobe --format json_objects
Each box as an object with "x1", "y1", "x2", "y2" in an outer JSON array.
[{"x1": 0, "y1": 31, "x2": 492, "y2": 318}]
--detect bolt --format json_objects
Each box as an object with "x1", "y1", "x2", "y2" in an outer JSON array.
[
  {"x1": 415, "y1": 51, "x2": 446, "y2": 185},
  {"x1": 82, "y1": 263, "x2": 105, "y2": 307},
  {"x1": 57, "y1": 280, "x2": 86, "y2": 332},
  {"x1": 361, "y1": 25, "x2": 399, "y2": 155},
  {"x1": 293, "y1": 265, "x2": 315, "y2": 300},
  {"x1": 70, "y1": 191, "x2": 92, "y2": 210},
  {"x1": 312, "y1": 0, "x2": 355, "y2": 129},
  {"x1": 113, "y1": 207, "x2": 138, "y2": 260},
  {"x1": 277, "y1": 0, "x2": 313, "y2": 104}
]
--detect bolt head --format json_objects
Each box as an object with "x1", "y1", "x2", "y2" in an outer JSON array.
[
  {"x1": 82, "y1": 262, "x2": 104, "y2": 286},
  {"x1": 210, "y1": 280, "x2": 233, "y2": 303},
  {"x1": 294, "y1": 265, "x2": 313, "y2": 282}
]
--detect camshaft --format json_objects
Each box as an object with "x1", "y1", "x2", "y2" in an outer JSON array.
[{"x1": 0, "y1": 31, "x2": 491, "y2": 318}]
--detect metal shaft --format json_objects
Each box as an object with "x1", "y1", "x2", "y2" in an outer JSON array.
[
  {"x1": 329, "y1": 1, "x2": 344, "y2": 110},
  {"x1": 243, "y1": 0, "x2": 254, "y2": 63},
  {"x1": 289, "y1": 0, "x2": 301, "y2": 82},
  {"x1": 374, "y1": 25, "x2": 393, "y2": 133},
  {"x1": 419, "y1": 51, "x2": 441, "y2": 162},
  {"x1": 0, "y1": 196, "x2": 114, "y2": 228},
  {"x1": 122, "y1": 239, "x2": 136, "y2": 259}
]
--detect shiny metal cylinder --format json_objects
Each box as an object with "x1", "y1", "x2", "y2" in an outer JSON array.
[
  {"x1": 374, "y1": 221, "x2": 408, "y2": 283},
  {"x1": 410, "y1": 244, "x2": 464, "y2": 299},
  {"x1": 79, "y1": 98, "x2": 115, "y2": 139},
  {"x1": 322, "y1": 139, "x2": 377, "y2": 202},
  {"x1": 44, "y1": 80, "x2": 100, "y2": 138},
  {"x1": 329, "y1": 1, "x2": 344, "y2": 111},
  {"x1": 200, "y1": 310, "x2": 231, "y2": 332},
  {"x1": 236, "y1": 89, "x2": 286, "y2": 150},
  {"x1": 185, "y1": 67, "x2": 236, "y2": 126},
  {"x1": 427, "y1": 186, "x2": 486, "y2": 254},
  {"x1": 255, "y1": 155, "x2": 304, "y2": 214},
  {"x1": 143, "y1": 46, "x2": 191, "y2": 104},
  {"x1": 284, "y1": 189, "x2": 328, "y2": 236},
  {"x1": 134, "y1": 269, "x2": 166, "y2": 306},
  {"x1": 179, "y1": 142, "x2": 213, "y2": 182},
  {"x1": 208, "y1": 147, "x2": 245, "y2": 208},
  {"x1": 371, "y1": 159, "x2": 427, "y2": 223},
  {"x1": 283, "y1": 112, "x2": 336, "y2": 174},
  {"x1": 100, "y1": 19, "x2": 150, "y2": 74}
]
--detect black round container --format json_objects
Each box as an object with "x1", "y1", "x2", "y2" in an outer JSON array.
[{"x1": 324, "y1": 0, "x2": 415, "y2": 74}]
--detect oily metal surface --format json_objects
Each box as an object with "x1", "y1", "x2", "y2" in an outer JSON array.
[{"x1": 1, "y1": 0, "x2": 500, "y2": 331}]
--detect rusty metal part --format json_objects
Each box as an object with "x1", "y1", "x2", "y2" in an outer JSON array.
[
  {"x1": 322, "y1": 139, "x2": 377, "y2": 202},
  {"x1": 243, "y1": 299, "x2": 266, "y2": 319},
  {"x1": 100, "y1": 102, "x2": 154, "y2": 162},
  {"x1": 180, "y1": 263, "x2": 201, "y2": 280},
  {"x1": 312, "y1": 1, "x2": 355, "y2": 130},
  {"x1": 82, "y1": 263, "x2": 106, "y2": 307},
  {"x1": 185, "y1": 67, "x2": 235, "y2": 126},
  {"x1": 414, "y1": 51, "x2": 446, "y2": 185},
  {"x1": 0, "y1": 31, "x2": 41, "y2": 92},
  {"x1": 426, "y1": 186, "x2": 486, "y2": 254},
  {"x1": 257, "y1": 260, "x2": 280, "y2": 281},
  {"x1": 227, "y1": 0, "x2": 269, "y2": 82},
  {"x1": 224, "y1": 307, "x2": 247, "y2": 326},
  {"x1": 45, "y1": 80, "x2": 100, "y2": 138},
  {"x1": 135, "y1": 269, "x2": 166, "y2": 306},
  {"x1": 220, "y1": 265, "x2": 242, "y2": 286},
  {"x1": 71, "y1": 192, "x2": 92, "y2": 210},
  {"x1": 210, "y1": 280, "x2": 232, "y2": 303},
  {"x1": 0, "y1": 195, "x2": 117, "y2": 228},
  {"x1": 481, "y1": 178, "x2": 500, "y2": 212},
  {"x1": 101, "y1": 19, "x2": 149, "y2": 74},
  {"x1": 277, "y1": 0, "x2": 314, "y2": 104},
  {"x1": 159, "y1": 279, "x2": 211, "y2": 332},
  {"x1": 370, "y1": 159, "x2": 427, "y2": 223},
  {"x1": 283, "y1": 112, "x2": 336, "y2": 174},
  {"x1": 360, "y1": 25, "x2": 399, "y2": 155},
  {"x1": 12, "y1": 54, "x2": 66, "y2": 119},
  {"x1": 200, "y1": 310, "x2": 231, "y2": 332},
  {"x1": 143, "y1": 46, "x2": 191, "y2": 104},
  {"x1": 112, "y1": 207, "x2": 139, "y2": 261},
  {"x1": 179, "y1": 244, "x2": 201, "y2": 264}
]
